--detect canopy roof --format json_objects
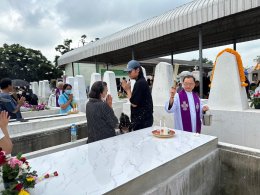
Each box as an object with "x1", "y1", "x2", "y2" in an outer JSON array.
[{"x1": 58, "y1": 0, "x2": 260, "y2": 66}]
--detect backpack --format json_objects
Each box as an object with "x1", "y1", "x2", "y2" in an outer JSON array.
[{"x1": 119, "y1": 113, "x2": 131, "y2": 134}]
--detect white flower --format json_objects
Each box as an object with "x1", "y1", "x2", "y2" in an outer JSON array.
[
  {"x1": 17, "y1": 59, "x2": 21, "y2": 61},
  {"x1": 20, "y1": 163, "x2": 29, "y2": 170}
]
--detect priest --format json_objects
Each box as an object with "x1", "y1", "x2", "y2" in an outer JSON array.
[{"x1": 165, "y1": 75, "x2": 209, "y2": 133}]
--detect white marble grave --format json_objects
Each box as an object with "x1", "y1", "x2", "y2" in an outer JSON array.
[
  {"x1": 9, "y1": 112, "x2": 86, "y2": 138},
  {"x1": 152, "y1": 62, "x2": 173, "y2": 106},
  {"x1": 152, "y1": 62, "x2": 174, "y2": 128},
  {"x1": 202, "y1": 50, "x2": 260, "y2": 150},
  {"x1": 74, "y1": 75, "x2": 88, "y2": 112},
  {"x1": 208, "y1": 52, "x2": 248, "y2": 110},
  {"x1": 90, "y1": 73, "x2": 101, "y2": 90},
  {"x1": 38, "y1": 81, "x2": 43, "y2": 97},
  {"x1": 30, "y1": 82, "x2": 39, "y2": 96},
  {"x1": 103, "y1": 71, "x2": 119, "y2": 102},
  {"x1": 66, "y1": 76, "x2": 75, "y2": 89},
  {"x1": 28, "y1": 127, "x2": 217, "y2": 195},
  {"x1": 41, "y1": 80, "x2": 51, "y2": 103}
]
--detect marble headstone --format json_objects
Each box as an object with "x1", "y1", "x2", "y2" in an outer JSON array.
[
  {"x1": 66, "y1": 76, "x2": 75, "y2": 95},
  {"x1": 208, "y1": 51, "x2": 248, "y2": 110},
  {"x1": 31, "y1": 82, "x2": 39, "y2": 96},
  {"x1": 42, "y1": 80, "x2": 51, "y2": 99},
  {"x1": 90, "y1": 73, "x2": 101, "y2": 90},
  {"x1": 103, "y1": 71, "x2": 119, "y2": 102},
  {"x1": 38, "y1": 81, "x2": 43, "y2": 97},
  {"x1": 152, "y1": 62, "x2": 173, "y2": 106},
  {"x1": 74, "y1": 75, "x2": 87, "y2": 112}
]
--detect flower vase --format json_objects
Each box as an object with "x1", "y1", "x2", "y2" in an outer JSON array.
[{"x1": 255, "y1": 104, "x2": 260, "y2": 109}]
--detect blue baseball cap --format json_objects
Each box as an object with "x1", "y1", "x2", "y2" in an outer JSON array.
[{"x1": 124, "y1": 60, "x2": 140, "y2": 72}]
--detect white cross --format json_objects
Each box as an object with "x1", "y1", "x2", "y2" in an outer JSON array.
[
  {"x1": 196, "y1": 103, "x2": 199, "y2": 111},
  {"x1": 181, "y1": 101, "x2": 189, "y2": 111}
]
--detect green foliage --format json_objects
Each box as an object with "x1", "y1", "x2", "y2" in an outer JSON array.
[
  {"x1": 254, "y1": 56, "x2": 260, "y2": 63},
  {"x1": 0, "y1": 43, "x2": 63, "y2": 81},
  {"x1": 192, "y1": 58, "x2": 213, "y2": 65}
]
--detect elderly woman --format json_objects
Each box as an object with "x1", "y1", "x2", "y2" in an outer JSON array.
[
  {"x1": 86, "y1": 81, "x2": 118, "y2": 143},
  {"x1": 58, "y1": 84, "x2": 74, "y2": 114},
  {"x1": 55, "y1": 81, "x2": 64, "y2": 107}
]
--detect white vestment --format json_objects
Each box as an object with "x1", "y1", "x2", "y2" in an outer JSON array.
[{"x1": 165, "y1": 91, "x2": 203, "y2": 132}]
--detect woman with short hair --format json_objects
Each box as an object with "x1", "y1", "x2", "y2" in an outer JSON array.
[{"x1": 86, "y1": 81, "x2": 118, "y2": 143}]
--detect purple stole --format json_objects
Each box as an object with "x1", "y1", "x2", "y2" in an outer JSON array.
[
  {"x1": 55, "y1": 88, "x2": 61, "y2": 107},
  {"x1": 179, "y1": 90, "x2": 201, "y2": 133}
]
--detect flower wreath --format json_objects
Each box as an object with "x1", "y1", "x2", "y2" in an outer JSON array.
[{"x1": 210, "y1": 48, "x2": 248, "y2": 87}]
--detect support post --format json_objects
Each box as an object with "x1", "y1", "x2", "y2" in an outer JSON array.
[
  {"x1": 233, "y1": 39, "x2": 237, "y2": 51},
  {"x1": 171, "y1": 52, "x2": 174, "y2": 66},
  {"x1": 132, "y1": 48, "x2": 135, "y2": 60},
  {"x1": 199, "y1": 28, "x2": 203, "y2": 98},
  {"x1": 72, "y1": 62, "x2": 75, "y2": 77},
  {"x1": 95, "y1": 58, "x2": 99, "y2": 73}
]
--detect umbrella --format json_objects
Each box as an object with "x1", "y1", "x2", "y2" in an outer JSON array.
[{"x1": 12, "y1": 79, "x2": 29, "y2": 87}]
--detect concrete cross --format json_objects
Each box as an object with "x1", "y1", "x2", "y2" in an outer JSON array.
[{"x1": 181, "y1": 101, "x2": 189, "y2": 111}]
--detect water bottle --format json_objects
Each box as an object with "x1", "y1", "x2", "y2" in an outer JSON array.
[{"x1": 70, "y1": 124, "x2": 77, "y2": 142}]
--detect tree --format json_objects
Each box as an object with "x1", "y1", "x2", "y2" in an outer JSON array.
[
  {"x1": 0, "y1": 44, "x2": 62, "y2": 81},
  {"x1": 54, "y1": 39, "x2": 73, "y2": 66},
  {"x1": 80, "y1": 34, "x2": 87, "y2": 46},
  {"x1": 55, "y1": 39, "x2": 72, "y2": 55},
  {"x1": 192, "y1": 58, "x2": 213, "y2": 65},
  {"x1": 254, "y1": 56, "x2": 260, "y2": 63}
]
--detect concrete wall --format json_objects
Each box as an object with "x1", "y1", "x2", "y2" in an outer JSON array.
[
  {"x1": 144, "y1": 150, "x2": 220, "y2": 195},
  {"x1": 143, "y1": 144, "x2": 260, "y2": 195},
  {"x1": 219, "y1": 144, "x2": 260, "y2": 195},
  {"x1": 11, "y1": 123, "x2": 87, "y2": 156},
  {"x1": 202, "y1": 109, "x2": 260, "y2": 150}
]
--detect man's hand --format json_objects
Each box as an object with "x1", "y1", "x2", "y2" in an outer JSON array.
[
  {"x1": 17, "y1": 97, "x2": 26, "y2": 106},
  {"x1": 170, "y1": 87, "x2": 176, "y2": 99},
  {"x1": 0, "y1": 111, "x2": 10, "y2": 130},
  {"x1": 168, "y1": 86, "x2": 176, "y2": 109},
  {"x1": 121, "y1": 80, "x2": 131, "y2": 92},
  {"x1": 106, "y1": 94, "x2": 113, "y2": 108},
  {"x1": 202, "y1": 105, "x2": 209, "y2": 112}
]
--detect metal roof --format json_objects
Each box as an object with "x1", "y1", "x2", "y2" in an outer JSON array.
[{"x1": 58, "y1": 0, "x2": 260, "y2": 66}]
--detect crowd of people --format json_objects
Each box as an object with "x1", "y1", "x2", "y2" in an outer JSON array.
[
  {"x1": 85, "y1": 60, "x2": 208, "y2": 143},
  {"x1": 8, "y1": 60, "x2": 260, "y2": 152}
]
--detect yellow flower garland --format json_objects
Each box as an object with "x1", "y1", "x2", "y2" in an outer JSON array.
[{"x1": 210, "y1": 48, "x2": 248, "y2": 87}]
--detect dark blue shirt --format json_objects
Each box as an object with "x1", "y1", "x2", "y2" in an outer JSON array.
[{"x1": 0, "y1": 93, "x2": 22, "y2": 119}]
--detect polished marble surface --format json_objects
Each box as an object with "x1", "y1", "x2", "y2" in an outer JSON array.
[{"x1": 29, "y1": 127, "x2": 217, "y2": 195}]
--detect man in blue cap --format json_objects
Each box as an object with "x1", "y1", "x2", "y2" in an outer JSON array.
[{"x1": 121, "y1": 60, "x2": 153, "y2": 130}]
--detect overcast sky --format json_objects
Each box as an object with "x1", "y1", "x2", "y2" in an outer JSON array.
[{"x1": 0, "y1": 0, "x2": 259, "y2": 67}]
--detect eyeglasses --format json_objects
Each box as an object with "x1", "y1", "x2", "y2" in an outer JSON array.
[{"x1": 183, "y1": 82, "x2": 195, "y2": 86}]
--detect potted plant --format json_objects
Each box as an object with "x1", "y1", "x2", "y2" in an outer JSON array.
[{"x1": 250, "y1": 92, "x2": 260, "y2": 109}]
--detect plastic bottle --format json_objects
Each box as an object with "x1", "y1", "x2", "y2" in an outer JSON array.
[{"x1": 71, "y1": 124, "x2": 77, "y2": 142}]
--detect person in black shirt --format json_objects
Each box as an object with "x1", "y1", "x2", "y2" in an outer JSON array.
[{"x1": 121, "y1": 60, "x2": 153, "y2": 130}]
